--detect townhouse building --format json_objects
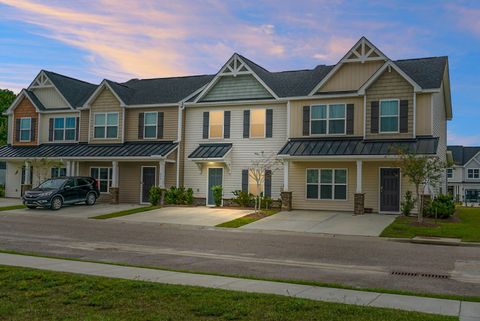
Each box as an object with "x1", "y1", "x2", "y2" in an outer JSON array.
[{"x1": 447, "y1": 145, "x2": 480, "y2": 202}]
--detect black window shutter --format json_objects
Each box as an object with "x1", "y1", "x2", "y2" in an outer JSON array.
[
  {"x1": 138, "y1": 112, "x2": 144, "y2": 139},
  {"x1": 303, "y1": 106, "x2": 310, "y2": 136},
  {"x1": 224, "y1": 111, "x2": 231, "y2": 139},
  {"x1": 157, "y1": 112, "x2": 164, "y2": 139},
  {"x1": 264, "y1": 170, "x2": 272, "y2": 197},
  {"x1": 75, "y1": 117, "x2": 80, "y2": 140},
  {"x1": 399, "y1": 100, "x2": 409, "y2": 133},
  {"x1": 48, "y1": 118, "x2": 54, "y2": 141},
  {"x1": 30, "y1": 118, "x2": 36, "y2": 141},
  {"x1": 15, "y1": 119, "x2": 20, "y2": 142},
  {"x1": 346, "y1": 104, "x2": 354, "y2": 135},
  {"x1": 203, "y1": 111, "x2": 209, "y2": 139},
  {"x1": 370, "y1": 101, "x2": 379, "y2": 133},
  {"x1": 243, "y1": 110, "x2": 250, "y2": 138},
  {"x1": 266, "y1": 109, "x2": 273, "y2": 138},
  {"x1": 242, "y1": 169, "x2": 249, "y2": 193}
]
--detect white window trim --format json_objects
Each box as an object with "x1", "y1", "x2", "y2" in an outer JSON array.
[
  {"x1": 143, "y1": 111, "x2": 158, "y2": 139},
  {"x1": 53, "y1": 116, "x2": 77, "y2": 142},
  {"x1": 250, "y1": 108, "x2": 267, "y2": 139},
  {"x1": 93, "y1": 112, "x2": 119, "y2": 139},
  {"x1": 379, "y1": 98, "x2": 400, "y2": 134},
  {"x1": 467, "y1": 168, "x2": 480, "y2": 179},
  {"x1": 51, "y1": 167, "x2": 67, "y2": 178},
  {"x1": 19, "y1": 117, "x2": 32, "y2": 142},
  {"x1": 310, "y1": 104, "x2": 346, "y2": 136},
  {"x1": 208, "y1": 110, "x2": 224, "y2": 140},
  {"x1": 305, "y1": 168, "x2": 348, "y2": 201},
  {"x1": 90, "y1": 166, "x2": 113, "y2": 193},
  {"x1": 446, "y1": 168, "x2": 453, "y2": 179}
]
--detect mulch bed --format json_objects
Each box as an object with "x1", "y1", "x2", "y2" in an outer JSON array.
[{"x1": 241, "y1": 211, "x2": 270, "y2": 219}]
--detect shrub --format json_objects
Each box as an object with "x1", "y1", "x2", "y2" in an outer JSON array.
[
  {"x1": 424, "y1": 194, "x2": 455, "y2": 219},
  {"x1": 149, "y1": 186, "x2": 163, "y2": 206},
  {"x1": 185, "y1": 188, "x2": 194, "y2": 205},
  {"x1": 0, "y1": 185, "x2": 4, "y2": 198},
  {"x1": 211, "y1": 185, "x2": 223, "y2": 207},
  {"x1": 261, "y1": 196, "x2": 273, "y2": 209},
  {"x1": 164, "y1": 186, "x2": 194, "y2": 205},
  {"x1": 401, "y1": 191, "x2": 415, "y2": 216},
  {"x1": 231, "y1": 190, "x2": 253, "y2": 207}
]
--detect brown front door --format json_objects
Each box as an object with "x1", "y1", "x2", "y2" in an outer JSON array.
[{"x1": 380, "y1": 168, "x2": 400, "y2": 212}]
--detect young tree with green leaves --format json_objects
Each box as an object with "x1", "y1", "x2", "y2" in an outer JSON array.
[
  {"x1": 249, "y1": 151, "x2": 282, "y2": 213},
  {"x1": 0, "y1": 89, "x2": 16, "y2": 146}
]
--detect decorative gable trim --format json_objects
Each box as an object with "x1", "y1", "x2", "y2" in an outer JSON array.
[
  {"x1": 463, "y1": 150, "x2": 480, "y2": 168},
  {"x1": 309, "y1": 37, "x2": 389, "y2": 95},
  {"x1": 4, "y1": 90, "x2": 42, "y2": 115},
  {"x1": 28, "y1": 70, "x2": 73, "y2": 109},
  {"x1": 82, "y1": 80, "x2": 127, "y2": 108},
  {"x1": 193, "y1": 53, "x2": 278, "y2": 103}
]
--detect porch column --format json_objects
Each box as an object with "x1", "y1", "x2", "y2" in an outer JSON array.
[
  {"x1": 158, "y1": 160, "x2": 166, "y2": 189},
  {"x1": 283, "y1": 160, "x2": 289, "y2": 191},
  {"x1": 281, "y1": 160, "x2": 292, "y2": 211},
  {"x1": 65, "y1": 161, "x2": 72, "y2": 176},
  {"x1": 21, "y1": 161, "x2": 32, "y2": 196},
  {"x1": 71, "y1": 161, "x2": 76, "y2": 176},
  {"x1": 110, "y1": 161, "x2": 119, "y2": 204},
  {"x1": 354, "y1": 160, "x2": 365, "y2": 215}
]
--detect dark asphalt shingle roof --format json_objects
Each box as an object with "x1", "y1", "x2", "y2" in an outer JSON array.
[
  {"x1": 0, "y1": 142, "x2": 177, "y2": 159},
  {"x1": 447, "y1": 145, "x2": 480, "y2": 166},
  {"x1": 43, "y1": 70, "x2": 97, "y2": 107},
  {"x1": 279, "y1": 136, "x2": 438, "y2": 157},
  {"x1": 24, "y1": 90, "x2": 46, "y2": 111},
  {"x1": 188, "y1": 143, "x2": 232, "y2": 159}
]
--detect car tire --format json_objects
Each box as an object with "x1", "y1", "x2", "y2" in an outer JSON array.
[
  {"x1": 50, "y1": 196, "x2": 63, "y2": 210},
  {"x1": 26, "y1": 205, "x2": 36, "y2": 209},
  {"x1": 85, "y1": 192, "x2": 97, "y2": 206}
]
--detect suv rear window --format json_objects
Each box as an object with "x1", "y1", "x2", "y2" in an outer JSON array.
[{"x1": 77, "y1": 178, "x2": 93, "y2": 186}]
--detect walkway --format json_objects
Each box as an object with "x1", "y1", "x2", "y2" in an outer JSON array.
[{"x1": 0, "y1": 253, "x2": 478, "y2": 320}]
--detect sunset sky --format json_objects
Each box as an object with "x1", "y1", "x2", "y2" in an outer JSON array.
[{"x1": 0, "y1": 0, "x2": 479, "y2": 145}]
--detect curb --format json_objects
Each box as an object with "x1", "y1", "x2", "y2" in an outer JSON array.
[{"x1": 388, "y1": 237, "x2": 480, "y2": 247}]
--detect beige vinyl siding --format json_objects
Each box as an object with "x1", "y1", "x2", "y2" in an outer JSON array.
[
  {"x1": 415, "y1": 93, "x2": 432, "y2": 135},
  {"x1": 40, "y1": 112, "x2": 80, "y2": 143},
  {"x1": 31, "y1": 87, "x2": 69, "y2": 108},
  {"x1": 319, "y1": 61, "x2": 384, "y2": 93},
  {"x1": 89, "y1": 88, "x2": 123, "y2": 144},
  {"x1": 202, "y1": 75, "x2": 272, "y2": 102},
  {"x1": 432, "y1": 82, "x2": 448, "y2": 192},
  {"x1": 5, "y1": 161, "x2": 22, "y2": 198},
  {"x1": 124, "y1": 106, "x2": 178, "y2": 141},
  {"x1": 365, "y1": 69, "x2": 414, "y2": 139},
  {"x1": 79, "y1": 109, "x2": 89, "y2": 142},
  {"x1": 289, "y1": 97, "x2": 364, "y2": 138}
]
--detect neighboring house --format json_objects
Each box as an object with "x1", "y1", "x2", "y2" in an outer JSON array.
[
  {"x1": 447, "y1": 145, "x2": 480, "y2": 202},
  {"x1": 0, "y1": 37, "x2": 452, "y2": 214}
]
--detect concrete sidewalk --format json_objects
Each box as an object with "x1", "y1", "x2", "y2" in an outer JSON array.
[{"x1": 0, "y1": 253, "x2": 478, "y2": 320}]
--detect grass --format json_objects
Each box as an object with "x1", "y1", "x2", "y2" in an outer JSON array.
[
  {"x1": 380, "y1": 207, "x2": 480, "y2": 242},
  {"x1": 216, "y1": 209, "x2": 279, "y2": 228},
  {"x1": 0, "y1": 204, "x2": 26, "y2": 211},
  {"x1": 0, "y1": 265, "x2": 457, "y2": 321},
  {"x1": 91, "y1": 205, "x2": 161, "y2": 219}
]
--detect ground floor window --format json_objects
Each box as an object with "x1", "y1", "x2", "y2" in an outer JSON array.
[
  {"x1": 465, "y1": 189, "x2": 480, "y2": 202},
  {"x1": 306, "y1": 168, "x2": 347, "y2": 200},
  {"x1": 90, "y1": 167, "x2": 112, "y2": 193},
  {"x1": 51, "y1": 167, "x2": 67, "y2": 178}
]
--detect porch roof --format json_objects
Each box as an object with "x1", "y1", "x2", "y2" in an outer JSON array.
[
  {"x1": 188, "y1": 143, "x2": 232, "y2": 160},
  {"x1": 0, "y1": 141, "x2": 177, "y2": 159},
  {"x1": 278, "y1": 136, "x2": 438, "y2": 158}
]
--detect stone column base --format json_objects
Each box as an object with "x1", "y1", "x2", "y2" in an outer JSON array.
[
  {"x1": 354, "y1": 193, "x2": 365, "y2": 215},
  {"x1": 110, "y1": 187, "x2": 119, "y2": 204},
  {"x1": 21, "y1": 184, "x2": 32, "y2": 196},
  {"x1": 281, "y1": 191, "x2": 292, "y2": 211}
]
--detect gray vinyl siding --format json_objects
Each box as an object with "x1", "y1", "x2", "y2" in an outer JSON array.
[{"x1": 201, "y1": 75, "x2": 272, "y2": 102}]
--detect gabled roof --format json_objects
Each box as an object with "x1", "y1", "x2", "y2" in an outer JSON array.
[
  {"x1": 5, "y1": 89, "x2": 46, "y2": 114},
  {"x1": 447, "y1": 145, "x2": 480, "y2": 166},
  {"x1": 395, "y1": 57, "x2": 448, "y2": 90}
]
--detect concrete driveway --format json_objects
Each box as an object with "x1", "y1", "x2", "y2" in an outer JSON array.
[
  {"x1": 241, "y1": 210, "x2": 396, "y2": 237},
  {"x1": 0, "y1": 198, "x2": 23, "y2": 207},
  {"x1": 113, "y1": 206, "x2": 253, "y2": 226}
]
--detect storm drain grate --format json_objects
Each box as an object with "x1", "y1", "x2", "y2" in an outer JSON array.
[{"x1": 390, "y1": 271, "x2": 450, "y2": 279}]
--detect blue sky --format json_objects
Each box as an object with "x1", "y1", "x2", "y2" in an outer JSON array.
[{"x1": 0, "y1": 0, "x2": 479, "y2": 145}]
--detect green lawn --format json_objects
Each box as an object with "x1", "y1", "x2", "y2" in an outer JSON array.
[
  {"x1": 0, "y1": 204, "x2": 26, "y2": 211},
  {"x1": 380, "y1": 207, "x2": 480, "y2": 242},
  {"x1": 0, "y1": 266, "x2": 456, "y2": 321},
  {"x1": 216, "y1": 209, "x2": 279, "y2": 228},
  {"x1": 91, "y1": 205, "x2": 160, "y2": 219}
]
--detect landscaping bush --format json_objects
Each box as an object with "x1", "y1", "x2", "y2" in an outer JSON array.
[
  {"x1": 401, "y1": 191, "x2": 415, "y2": 216},
  {"x1": 149, "y1": 186, "x2": 163, "y2": 206},
  {"x1": 164, "y1": 186, "x2": 194, "y2": 205},
  {"x1": 231, "y1": 190, "x2": 254, "y2": 207},
  {"x1": 261, "y1": 196, "x2": 273, "y2": 209},
  {"x1": 211, "y1": 185, "x2": 223, "y2": 207},
  {"x1": 424, "y1": 194, "x2": 455, "y2": 219},
  {"x1": 0, "y1": 185, "x2": 4, "y2": 197}
]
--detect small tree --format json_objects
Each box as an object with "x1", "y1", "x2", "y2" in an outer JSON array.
[
  {"x1": 249, "y1": 151, "x2": 282, "y2": 213},
  {"x1": 16, "y1": 157, "x2": 64, "y2": 186}
]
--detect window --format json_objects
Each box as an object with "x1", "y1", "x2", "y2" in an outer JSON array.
[
  {"x1": 209, "y1": 111, "x2": 223, "y2": 139},
  {"x1": 90, "y1": 167, "x2": 112, "y2": 192},
  {"x1": 250, "y1": 109, "x2": 266, "y2": 138},
  {"x1": 379, "y1": 100, "x2": 399, "y2": 133},
  {"x1": 447, "y1": 168, "x2": 453, "y2": 179},
  {"x1": 54, "y1": 117, "x2": 76, "y2": 141},
  {"x1": 19, "y1": 117, "x2": 31, "y2": 141},
  {"x1": 144, "y1": 112, "x2": 157, "y2": 139},
  {"x1": 248, "y1": 169, "x2": 264, "y2": 196},
  {"x1": 51, "y1": 167, "x2": 67, "y2": 178},
  {"x1": 467, "y1": 168, "x2": 480, "y2": 179},
  {"x1": 94, "y1": 113, "x2": 118, "y2": 139},
  {"x1": 311, "y1": 104, "x2": 346, "y2": 135},
  {"x1": 306, "y1": 169, "x2": 347, "y2": 200}
]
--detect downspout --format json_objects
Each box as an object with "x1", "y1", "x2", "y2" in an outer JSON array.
[{"x1": 175, "y1": 101, "x2": 184, "y2": 187}]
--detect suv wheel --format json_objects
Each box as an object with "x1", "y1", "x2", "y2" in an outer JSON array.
[
  {"x1": 50, "y1": 196, "x2": 63, "y2": 210},
  {"x1": 85, "y1": 192, "x2": 97, "y2": 206}
]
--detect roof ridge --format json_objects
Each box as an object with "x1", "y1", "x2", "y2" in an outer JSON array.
[
  {"x1": 394, "y1": 56, "x2": 447, "y2": 63},
  {"x1": 124, "y1": 74, "x2": 214, "y2": 83},
  {"x1": 42, "y1": 70, "x2": 96, "y2": 86},
  {"x1": 236, "y1": 54, "x2": 270, "y2": 73}
]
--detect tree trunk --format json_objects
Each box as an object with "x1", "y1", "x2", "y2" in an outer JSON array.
[{"x1": 415, "y1": 185, "x2": 423, "y2": 224}]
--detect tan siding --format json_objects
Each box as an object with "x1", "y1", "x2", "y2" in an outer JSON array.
[
  {"x1": 79, "y1": 109, "x2": 89, "y2": 142},
  {"x1": 416, "y1": 93, "x2": 432, "y2": 135},
  {"x1": 290, "y1": 97, "x2": 364, "y2": 138},
  {"x1": 124, "y1": 106, "x2": 178, "y2": 141},
  {"x1": 365, "y1": 69, "x2": 414, "y2": 139},
  {"x1": 32, "y1": 87, "x2": 69, "y2": 108},
  {"x1": 319, "y1": 61, "x2": 384, "y2": 92},
  {"x1": 12, "y1": 97, "x2": 39, "y2": 146},
  {"x1": 89, "y1": 88, "x2": 123, "y2": 144}
]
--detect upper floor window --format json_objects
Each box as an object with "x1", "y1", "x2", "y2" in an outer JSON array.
[
  {"x1": 250, "y1": 109, "x2": 266, "y2": 138},
  {"x1": 447, "y1": 168, "x2": 453, "y2": 179},
  {"x1": 144, "y1": 112, "x2": 158, "y2": 139},
  {"x1": 94, "y1": 112, "x2": 118, "y2": 139},
  {"x1": 467, "y1": 168, "x2": 479, "y2": 179},
  {"x1": 209, "y1": 111, "x2": 224, "y2": 139},
  {"x1": 379, "y1": 100, "x2": 399, "y2": 133},
  {"x1": 311, "y1": 104, "x2": 345, "y2": 135},
  {"x1": 54, "y1": 117, "x2": 76, "y2": 141},
  {"x1": 306, "y1": 168, "x2": 347, "y2": 200},
  {"x1": 19, "y1": 118, "x2": 31, "y2": 142}
]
